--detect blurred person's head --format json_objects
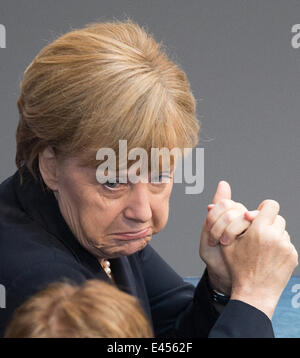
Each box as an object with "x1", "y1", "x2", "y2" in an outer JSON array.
[{"x1": 4, "y1": 279, "x2": 153, "y2": 338}]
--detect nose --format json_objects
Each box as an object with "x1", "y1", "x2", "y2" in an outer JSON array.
[{"x1": 123, "y1": 183, "x2": 152, "y2": 223}]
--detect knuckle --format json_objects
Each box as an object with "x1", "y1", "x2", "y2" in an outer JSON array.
[
  {"x1": 293, "y1": 252, "x2": 299, "y2": 266},
  {"x1": 219, "y1": 199, "x2": 233, "y2": 211},
  {"x1": 279, "y1": 214, "x2": 286, "y2": 223},
  {"x1": 235, "y1": 202, "x2": 247, "y2": 213},
  {"x1": 253, "y1": 224, "x2": 281, "y2": 244},
  {"x1": 206, "y1": 214, "x2": 215, "y2": 228},
  {"x1": 224, "y1": 210, "x2": 237, "y2": 224},
  {"x1": 278, "y1": 238, "x2": 291, "y2": 251},
  {"x1": 277, "y1": 215, "x2": 286, "y2": 227},
  {"x1": 289, "y1": 249, "x2": 298, "y2": 268},
  {"x1": 277, "y1": 239, "x2": 297, "y2": 260},
  {"x1": 223, "y1": 227, "x2": 235, "y2": 241},
  {"x1": 266, "y1": 225, "x2": 281, "y2": 239},
  {"x1": 208, "y1": 236, "x2": 219, "y2": 246},
  {"x1": 283, "y1": 230, "x2": 291, "y2": 242},
  {"x1": 209, "y1": 226, "x2": 219, "y2": 239},
  {"x1": 290, "y1": 244, "x2": 298, "y2": 262},
  {"x1": 293, "y1": 248, "x2": 299, "y2": 266},
  {"x1": 206, "y1": 214, "x2": 213, "y2": 226}
]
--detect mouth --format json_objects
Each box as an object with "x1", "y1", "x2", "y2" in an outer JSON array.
[{"x1": 112, "y1": 227, "x2": 151, "y2": 240}]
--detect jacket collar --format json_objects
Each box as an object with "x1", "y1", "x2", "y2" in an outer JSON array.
[{"x1": 12, "y1": 167, "x2": 101, "y2": 270}]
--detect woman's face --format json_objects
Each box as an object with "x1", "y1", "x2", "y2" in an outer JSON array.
[{"x1": 54, "y1": 156, "x2": 174, "y2": 259}]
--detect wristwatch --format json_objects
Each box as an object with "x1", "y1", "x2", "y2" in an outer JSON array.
[
  {"x1": 211, "y1": 287, "x2": 230, "y2": 305},
  {"x1": 206, "y1": 274, "x2": 230, "y2": 305}
]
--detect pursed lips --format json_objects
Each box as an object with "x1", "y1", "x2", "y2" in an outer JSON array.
[{"x1": 112, "y1": 227, "x2": 151, "y2": 240}]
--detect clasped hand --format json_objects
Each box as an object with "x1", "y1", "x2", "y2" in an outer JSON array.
[{"x1": 199, "y1": 181, "x2": 298, "y2": 319}]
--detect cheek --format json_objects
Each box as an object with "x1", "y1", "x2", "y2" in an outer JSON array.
[
  {"x1": 57, "y1": 182, "x2": 116, "y2": 240},
  {"x1": 77, "y1": 195, "x2": 121, "y2": 239},
  {"x1": 56, "y1": 184, "x2": 80, "y2": 223}
]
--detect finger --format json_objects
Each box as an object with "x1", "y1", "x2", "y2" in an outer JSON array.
[
  {"x1": 206, "y1": 199, "x2": 235, "y2": 231},
  {"x1": 253, "y1": 199, "x2": 280, "y2": 226},
  {"x1": 209, "y1": 209, "x2": 242, "y2": 245},
  {"x1": 212, "y1": 181, "x2": 232, "y2": 204},
  {"x1": 272, "y1": 215, "x2": 286, "y2": 234},
  {"x1": 234, "y1": 202, "x2": 249, "y2": 213},
  {"x1": 244, "y1": 210, "x2": 260, "y2": 221},
  {"x1": 257, "y1": 200, "x2": 268, "y2": 211},
  {"x1": 206, "y1": 200, "x2": 247, "y2": 231},
  {"x1": 220, "y1": 214, "x2": 253, "y2": 245}
]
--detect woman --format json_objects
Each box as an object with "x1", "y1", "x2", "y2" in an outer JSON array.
[
  {"x1": 5, "y1": 280, "x2": 153, "y2": 338},
  {"x1": 0, "y1": 20, "x2": 297, "y2": 338}
]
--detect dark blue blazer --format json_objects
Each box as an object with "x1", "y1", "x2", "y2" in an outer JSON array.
[{"x1": 0, "y1": 167, "x2": 274, "y2": 338}]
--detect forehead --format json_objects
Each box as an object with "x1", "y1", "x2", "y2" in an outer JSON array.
[
  {"x1": 73, "y1": 144, "x2": 182, "y2": 181},
  {"x1": 85, "y1": 148, "x2": 179, "y2": 169}
]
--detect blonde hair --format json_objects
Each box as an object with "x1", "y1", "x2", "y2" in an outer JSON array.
[
  {"x1": 16, "y1": 19, "x2": 200, "y2": 182},
  {"x1": 4, "y1": 279, "x2": 153, "y2": 338}
]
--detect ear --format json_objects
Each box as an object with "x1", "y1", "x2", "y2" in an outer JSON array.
[{"x1": 38, "y1": 146, "x2": 58, "y2": 191}]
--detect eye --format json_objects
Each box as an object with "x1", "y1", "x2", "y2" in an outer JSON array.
[
  {"x1": 151, "y1": 173, "x2": 171, "y2": 184},
  {"x1": 103, "y1": 179, "x2": 127, "y2": 190},
  {"x1": 104, "y1": 181, "x2": 119, "y2": 189}
]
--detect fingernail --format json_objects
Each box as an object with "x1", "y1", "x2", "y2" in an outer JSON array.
[
  {"x1": 207, "y1": 204, "x2": 215, "y2": 211},
  {"x1": 244, "y1": 212, "x2": 252, "y2": 221}
]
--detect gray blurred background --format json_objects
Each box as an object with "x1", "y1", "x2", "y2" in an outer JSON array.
[{"x1": 0, "y1": 0, "x2": 299, "y2": 276}]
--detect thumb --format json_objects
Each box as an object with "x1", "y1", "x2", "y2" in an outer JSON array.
[
  {"x1": 257, "y1": 200, "x2": 268, "y2": 211},
  {"x1": 212, "y1": 180, "x2": 232, "y2": 204}
]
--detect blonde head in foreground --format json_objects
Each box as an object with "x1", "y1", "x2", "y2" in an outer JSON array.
[{"x1": 5, "y1": 279, "x2": 153, "y2": 338}]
